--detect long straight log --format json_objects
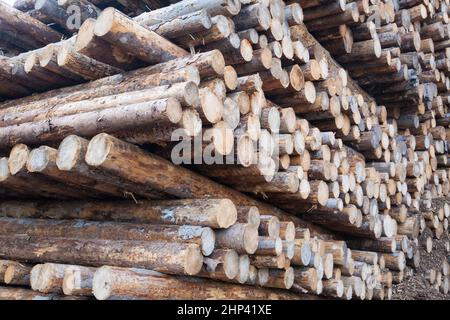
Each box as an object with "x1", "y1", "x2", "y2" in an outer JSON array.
[
  {"x1": 93, "y1": 8, "x2": 188, "y2": 64},
  {"x1": 92, "y1": 266, "x2": 307, "y2": 300},
  {"x1": 0, "y1": 198, "x2": 237, "y2": 229},
  {"x1": 0, "y1": 236, "x2": 203, "y2": 276},
  {"x1": 0, "y1": 217, "x2": 216, "y2": 256}
]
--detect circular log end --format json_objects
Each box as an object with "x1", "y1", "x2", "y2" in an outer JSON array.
[
  {"x1": 223, "y1": 65, "x2": 238, "y2": 90},
  {"x1": 200, "y1": 88, "x2": 224, "y2": 124},
  {"x1": 304, "y1": 81, "x2": 317, "y2": 104},
  {"x1": 269, "y1": 19, "x2": 283, "y2": 41},
  {"x1": 223, "y1": 249, "x2": 239, "y2": 280},
  {"x1": 3, "y1": 265, "x2": 16, "y2": 284},
  {"x1": 212, "y1": 121, "x2": 234, "y2": 155},
  {"x1": 27, "y1": 146, "x2": 52, "y2": 173},
  {"x1": 8, "y1": 144, "x2": 30, "y2": 175},
  {"x1": 185, "y1": 244, "x2": 204, "y2": 275},
  {"x1": 75, "y1": 18, "x2": 96, "y2": 52},
  {"x1": 243, "y1": 225, "x2": 259, "y2": 254},
  {"x1": 309, "y1": 59, "x2": 322, "y2": 80},
  {"x1": 247, "y1": 206, "x2": 261, "y2": 228},
  {"x1": 237, "y1": 254, "x2": 250, "y2": 283},
  {"x1": 93, "y1": 7, "x2": 116, "y2": 37},
  {"x1": 201, "y1": 227, "x2": 216, "y2": 256},
  {"x1": 240, "y1": 39, "x2": 253, "y2": 62},
  {"x1": 217, "y1": 198, "x2": 237, "y2": 229},
  {"x1": 289, "y1": 64, "x2": 304, "y2": 91},
  {"x1": 282, "y1": 108, "x2": 297, "y2": 133},
  {"x1": 284, "y1": 222, "x2": 295, "y2": 241},
  {"x1": 237, "y1": 134, "x2": 255, "y2": 168},
  {"x1": 56, "y1": 135, "x2": 86, "y2": 171},
  {"x1": 211, "y1": 50, "x2": 226, "y2": 76},
  {"x1": 85, "y1": 133, "x2": 113, "y2": 167},
  {"x1": 260, "y1": 48, "x2": 273, "y2": 70},
  {"x1": 316, "y1": 181, "x2": 330, "y2": 206},
  {"x1": 274, "y1": 237, "x2": 283, "y2": 256},
  {"x1": 92, "y1": 266, "x2": 112, "y2": 300},
  {"x1": 284, "y1": 267, "x2": 294, "y2": 289}
]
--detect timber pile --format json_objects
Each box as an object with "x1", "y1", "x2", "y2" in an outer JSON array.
[{"x1": 0, "y1": 0, "x2": 448, "y2": 300}]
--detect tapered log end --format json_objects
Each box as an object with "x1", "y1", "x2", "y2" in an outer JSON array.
[
  {"x1": 57, "y1": 135, "x2": 88, "y2": 171},
  {"x1": 56, "y1": 45, "x2": 70, "y2": 67},
  {"x1": 185, "y1": 244, "x2": 204, "y2": 275},
  {"x1": 23, "y1": 53, "x2": 37, "y2": 73},
  {"x1": 85, "y1": 133, "x2": 113, "y2": 167},
  {"x1": 9, "y1": 144, "x2": 30, "y2": 175},
  {"x1": 92, "y1": 266, "x2": 112, "y2": 300},
  {"x1": 93, "y1": 7, "x2": 117, "y2": 37},
  {"x1": 215, "y1": 199, "x2": 237, "y2": 229},
  {"x1": 201, "y1": 227, "x2": 216, "y2": 256}
]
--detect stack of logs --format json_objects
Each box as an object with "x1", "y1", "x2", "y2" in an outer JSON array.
[{"x1": 0, "y1": 0, "x2": 449, "y2": 299}]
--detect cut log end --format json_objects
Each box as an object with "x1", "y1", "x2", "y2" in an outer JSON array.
[
  {"x1": 93, "y1": 7, "x2": 117, "y2": 37},
  {"x1": 185, "y1": 244, "x2": 204, "y2": 275},
  {"x1": 26, "y1": 146, "x2": 53, "y2": 172},
  {"x1": 8, "y1": 144, "x2": 30, "y2": 175},
  {"x1": 56, "y1": 135, "x2": 87, "y2": 170},
  {"x1": 92, "y1": 267, "x2": 112, "y2": 300},
  {"x1": 304, "y1": 81, "x2": 317, "y2": 104},
  {"x1": 201, "y1": 227, "x2": 216, "y2": 256},
  {"x1": 216, "y1": 198, "x2": 238, "y2": 229},
  {"x1": 85, "y1": 133, "x2": 113, "y2": 166}
]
